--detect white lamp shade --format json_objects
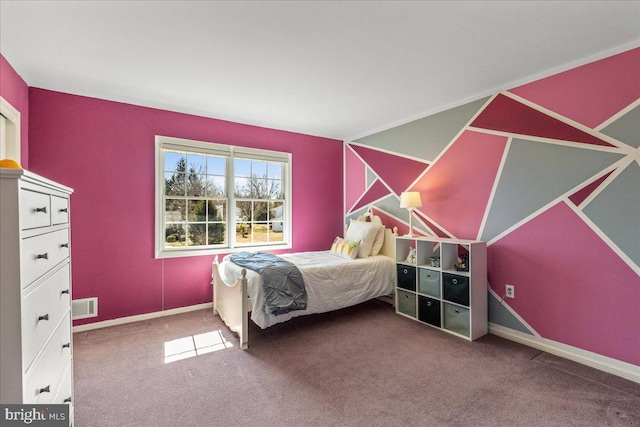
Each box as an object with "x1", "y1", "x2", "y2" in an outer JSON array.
[{"x1": 400, "y1": 191, "x2": 422, "y2": 209}]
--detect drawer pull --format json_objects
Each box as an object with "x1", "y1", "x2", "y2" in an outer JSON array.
[
  {"x1": 59, "y1": 208, "x2": 68, "y2": 213},
  {"x1": 62, "y1": 342, "x2": 71, "y2": 349},
  {"x1": 427, "y1": 301, "x2": 432, "y2": 307},
  {"x1": 61, "y1": 289, "x2": 70, "y2": 295},
  {"x1": 35, "y1": 206, "x2": 48, "y2": 214},
  {"x1": 403, "y1": 268, "x2": 408, "y2": 274},
  {"x1": 452, "y1": 278, "x2": 458, "y2": 285},
  {"x1": 38, "y1": 385, "x2": 50, "y2": 394},
  {"x1": 60, "y1": 243, "x2": 69, "y2": 248},
  {"x1": 36, "y1": 253, "x2": 49, "y2": 260},
  {"x1": 64, "y1": 397, "x2": 72, "y2": 403},
  {"x1": 37, "y1": 314, "x2": 49, "y2": 322}
]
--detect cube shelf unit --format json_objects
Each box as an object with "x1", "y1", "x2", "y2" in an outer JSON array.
[{"x1": 395, "y1": 236, "x2": 487, "y2": 341}]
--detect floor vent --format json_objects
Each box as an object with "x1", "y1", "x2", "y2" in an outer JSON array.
[{"x1": 72, "y1": 297, "x2": 98, "y2": 320}]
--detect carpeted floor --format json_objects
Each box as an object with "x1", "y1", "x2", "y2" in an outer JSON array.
[{"x1": 73, "y1": 300, "x2": 640, "y2": 426}]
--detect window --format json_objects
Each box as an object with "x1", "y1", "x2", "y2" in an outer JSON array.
[{"x1": 155, "y1": 136, "x2": 291, "y2": 258}]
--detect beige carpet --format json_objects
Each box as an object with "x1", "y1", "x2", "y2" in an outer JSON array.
[{"x1": 73, "y1": 300, "x2": 640, "y2": 426}]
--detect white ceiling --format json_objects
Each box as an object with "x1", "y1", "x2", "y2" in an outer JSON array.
[{"x1": 1, "y1": 1, "x2": 639, "y2": 140}]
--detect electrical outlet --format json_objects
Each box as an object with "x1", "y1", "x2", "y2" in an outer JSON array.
[{"x1": 505, "y1": 284, "x2": 515, "y2": 299}]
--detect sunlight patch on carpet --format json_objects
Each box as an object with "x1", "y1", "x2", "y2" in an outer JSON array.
[{"x1": 164, "y1": 330, "x2": 233, "y2": 363}]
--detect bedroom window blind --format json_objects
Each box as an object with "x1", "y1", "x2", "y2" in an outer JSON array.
[{"x1": 155, "y1": 136, "x2": 291, "y2": 259}]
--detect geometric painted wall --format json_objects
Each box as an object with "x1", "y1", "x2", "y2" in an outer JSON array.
[{"x1": 345, "y1": 47, "x2": 640, "y2": 366}]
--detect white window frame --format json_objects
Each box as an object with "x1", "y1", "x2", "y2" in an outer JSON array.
[
  {"x1": 0, "y1": 96, "x2": 21, "y2": 162},
  {"x1": 155, "y1": 135, "x2": 292, "y2": 259}
]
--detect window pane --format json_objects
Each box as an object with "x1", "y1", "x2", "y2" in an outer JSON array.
[
  {"x1": 234, "y1": 177, "x2": 251, "y2": 197},
  {"x1": 165, "y1": 224, "x2": 186, "y2": 247},
  {"x1": 234, "y1": 159, "x2": 251, "y2": 177},
  {"x1": 164, "y1": 151, "x2": 185, "y2": 172},
  {"x1": 207, "y1": 175, "x2": 226, "y2": 197},
  {"x1": 252, "y1": 161, "x2": 267, "y2": 178},
  {"x1": 207, "y1": 156, "x2": 225, "y2": 175},
  {"x1": 208, "y1": 223, "x2": 226, "y2": 245},
  {"x1": 187, "y1": 153, "x2": 206, "y2": 173},
  {"x1": 236, "y1": 201, "x2": 252, "y2": 222},
  {"x1": 269, "y1": 201, "x2": 283, "y2": 221},
  {"x1": 268, "y1": 162, "x2": 282, "y2": 179},
  {"x1": 165, "y1": 172, "x2": 185, "y2": 196},
  {"x1": 207, "y1": 201, "x2": 225, "y2": 221},
  {"x1": 188, "y1": 224, "x2": 207, "y2": 246},
  {"x1": 165, "y1": 199, "x2": 186, "y2": 222},
  {"x1": 251, "y1": 177, "x2": 268, "y2": 199},
  {"x1": 268, "y1": 180, "x2": 282, "y2": 199},
  {"x1": 253, "y1": 223, "x2": 269, "y2": 243},
  {"x1": 253, "y1": 201, "x2": 268, "y2": 221},
  {"x1": 187, "y1": 200, "x2": 207, "y2": 222},
  {"x1": 236, "y1": 222, "x2": 251, "y2": 244},
  {"x1": 270, "y1": 222, "x2": 284, "y2": 242},
  {"x1": 187, "y1": 174, "x2": 207, "y2": 196}
]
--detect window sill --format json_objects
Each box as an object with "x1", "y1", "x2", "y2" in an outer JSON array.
[{"x1": 155, "y1": 243, "x2": 293, "y2": 259}]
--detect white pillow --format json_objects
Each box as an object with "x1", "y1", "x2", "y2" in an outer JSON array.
[
  {"x1": 345, "y1": 220, "x2": 382, "y2": 258},
  {"x1": 330, "y1": 237, "x2": 359, "y2": 259},
  {"x1": 369, "y1": 225, "x2": 385, "y2": 256}
]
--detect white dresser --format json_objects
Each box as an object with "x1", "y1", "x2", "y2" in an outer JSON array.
[{"x1": 0, "y1": 168, "x2": 74, "y2": 423}]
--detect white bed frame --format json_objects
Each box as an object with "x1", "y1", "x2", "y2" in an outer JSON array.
[{"x1": 211, "y1": 214, "x2": 397, "y2": 349}]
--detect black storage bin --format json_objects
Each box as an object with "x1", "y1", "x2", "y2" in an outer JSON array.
[
  {"x1": 418, "y1": 295, "x2": 441, "y2": 327},
  {"x1": 396, "y1": 265, "x2": 416, "y2": 291},
  {"x1": 443, "y1": 273, "x2": 469, "y2": 306}
]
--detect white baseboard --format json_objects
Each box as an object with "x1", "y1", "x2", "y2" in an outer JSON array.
[
  {"x1": 489, "y1": 322, "x2": 640, "y2": 384},
  {"x1": 72, "y1": 303, "x2": 213, "y2": 333}
]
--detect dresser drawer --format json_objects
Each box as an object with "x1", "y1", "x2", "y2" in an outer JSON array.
[
  {"x1": 23, "y1": 312, "x2": 72, "y2": 404},
  {"x1": 19, "y1": 189, "x2": 51, "y2": 230},
  {"x1": 51, "y1": 196, "x2": 70, "y2": 225},
  {"x1": 22, "y1": 264, "x2": 71, "y2": 370},
  {"x1": 53, "y1": 360, "x2": 73, "y2": 406},
  {"x1": 21, "y1": 228, "x2": 70, "y2": 288}
]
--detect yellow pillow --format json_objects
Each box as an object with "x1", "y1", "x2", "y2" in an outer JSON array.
[{"x1": 330, "y1": 237, "x2": 359, "y2": 259}]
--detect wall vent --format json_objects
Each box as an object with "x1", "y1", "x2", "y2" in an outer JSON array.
[{"x1": 72, "y1": 297, "x2": 98, "y2": 320}]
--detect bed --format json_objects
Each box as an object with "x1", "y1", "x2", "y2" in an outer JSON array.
[{"x1": 211, "y1": 211, "x2": 397, "y2": 349}]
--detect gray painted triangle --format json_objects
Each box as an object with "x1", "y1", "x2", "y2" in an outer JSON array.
[
  {"x1": 600, "y1": 105, "x2": 640, "y2": 149},
  {"x1": 488, "y1": 292, "x2": 534, "y2": 335},
  {"x1": 366, "y1": 167, "x2": 377, "y2": 187},
  {"x1": 355, "y1": 97, "x2": 490, "y2": 162},
  {"x1": 481, "y1": 138, "x2": 624, "y2": 242},
  {"x1": 583, "y1": 162, "x2": 640, "y2": 266}
]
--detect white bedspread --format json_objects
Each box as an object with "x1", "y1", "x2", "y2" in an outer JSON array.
[{"x1": 219, "y1": 251, "x2": 395, "y2": 328}]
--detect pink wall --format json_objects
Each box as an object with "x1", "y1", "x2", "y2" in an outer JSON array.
[
  {"x1": 27, "y1": 88, "x2": 343, "y2": 325},
  {"x1": 0, "y1": 54, "x2": 29, "y2": 168}
]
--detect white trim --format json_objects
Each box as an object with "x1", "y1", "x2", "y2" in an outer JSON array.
[
  {"x1": 0, "y1": 96, "x2": 21, "y2": 162},
  {"x1": 72, "y1": 302, "x2": 213, "y2": 332},
  {"x1": 489, "y1": 322, "x2": 640, "y2": 384}
]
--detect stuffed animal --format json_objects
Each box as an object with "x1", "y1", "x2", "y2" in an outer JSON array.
[{"x1": 405, "y1": 247, "x2": 416, "y2": 264}]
